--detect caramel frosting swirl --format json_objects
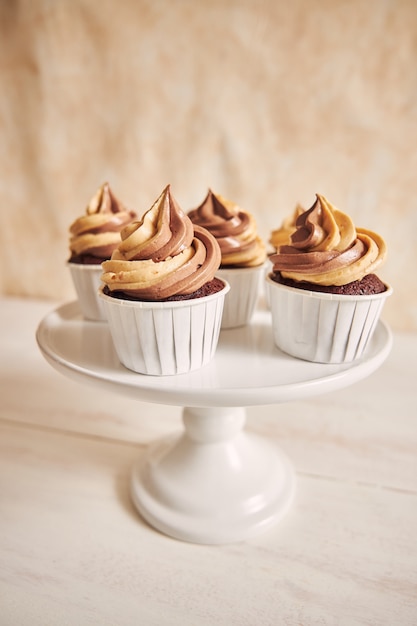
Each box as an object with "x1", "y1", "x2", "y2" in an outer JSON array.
[
  {"x1": 188, "y1": 189, "x2": 266, "y2": 267},
  {"x1": 69, "y1": 183, "x2": 136, "y2": 262},
  {"x1": 101, "y1": 185, "x2": 222, "y2": 300},
  {"x1": 270, "y1": 194, "x2": 387, "y2": 286}
]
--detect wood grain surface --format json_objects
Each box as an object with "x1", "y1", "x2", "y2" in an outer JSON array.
[{"x1": 1, "y1": 296, "x2": 416, "y2": 625}]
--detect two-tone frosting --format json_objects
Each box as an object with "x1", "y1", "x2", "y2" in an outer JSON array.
[
  {"x1": 69, "y1": 183, "x2": 136, "y2": 262},
  {"x1": 101, "y1": 185, "x2": 221, "y2": 300},
  {"x1": 269, "y1": 204, "x2": 304, "y2": 251},
  {"x1": 270, "y1": 194, "x2": 387, "y2": 286},
  {"x1": 188, "y1": 189, "x2": 266, "y2": 267}
]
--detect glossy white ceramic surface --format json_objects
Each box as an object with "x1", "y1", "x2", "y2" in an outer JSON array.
[
  {"x1": 36, "y1": 301, "x2": 392, "y2": 543},
  {"x1": 36, "y1": 301, "x2": 392, "y2": 408},
  {"x1": 131, "y1": 406, "x2": 295, "y2": 544}
]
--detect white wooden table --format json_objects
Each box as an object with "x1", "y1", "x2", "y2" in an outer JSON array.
[{"x1": 1, "y1": 296, "x2": 416, "y2": 625}]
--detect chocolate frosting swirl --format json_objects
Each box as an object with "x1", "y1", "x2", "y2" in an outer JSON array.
[
  {"x1": 188, "y1": 189, "x2": 266, "y2": 267},
  {"x1": 270, "y1": 194, "x2": 387, "y2": 286},
  {"x1": 101, "y1": 185, "x2": 222, "y2": 300},
  {"x1": 69, "y1": 183, "x2": 136, "y2": 262}
]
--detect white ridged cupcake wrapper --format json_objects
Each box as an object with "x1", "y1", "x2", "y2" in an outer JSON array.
[
  {"x1": 266, "y1": 275, "x2": 392, "y2": 364},
  {"x1": 98, "y1": 282, "x2": 229, "y2": 375},
  {"x1": 216, "y1": 264, "x2": 266, "y2": 329},
  {"x1": 68, "y1": 262, "x2": 107, "y2": 321}
]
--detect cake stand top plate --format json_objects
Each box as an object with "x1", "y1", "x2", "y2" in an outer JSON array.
[{"x1": 36, "y1": 301, "x2": 392, "y2": 408}]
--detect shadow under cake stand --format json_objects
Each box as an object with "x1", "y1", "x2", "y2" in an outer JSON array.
[{"x1": 36, "y1": 301, "x2": 392, "y2": 545}]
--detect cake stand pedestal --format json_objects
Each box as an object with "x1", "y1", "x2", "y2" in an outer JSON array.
[
  {"x1": 36, "y1": 301, "x2": 392, "y2": 544},
  {"x1": 130, "y1": 406, "x2": 294, "y2": 544}
]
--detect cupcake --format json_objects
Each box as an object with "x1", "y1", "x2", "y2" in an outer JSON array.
[
  {"x1": 68, "y1": 182, "x2": 136, "y2": 321},
  {"x1": 99, "y1": 185, "x2": 229, "y2": 376},
  {"x1": 266, "y1": 194, "x2": 392, "y2": 363},
  {"x1": 188, "y1": 189, "x2": 267, "y2": 328}
]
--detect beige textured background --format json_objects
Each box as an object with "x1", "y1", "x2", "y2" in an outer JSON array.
[{"x1": 1, "y1": 0, "x2": 416, "y2": 330}]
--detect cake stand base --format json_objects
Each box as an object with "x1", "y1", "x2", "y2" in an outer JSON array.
[{"x1": 130, "y1": 406, "x2": 295, "y2": 544}]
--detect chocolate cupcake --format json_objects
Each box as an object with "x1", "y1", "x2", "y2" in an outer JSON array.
[
  {"x1": 189, "y1": 189, "x2": 267, "y2": 328},
  {"x1": 99, "y1": 185, "x2": 229, "y2": 375},
  {"x1": 67, "y1": 182, "x2": 136, "y2": 321},
  {"x1": 266, "y1": 194, "x2": 392, "y2": 363}
]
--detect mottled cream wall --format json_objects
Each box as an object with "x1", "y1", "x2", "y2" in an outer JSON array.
[{"x1": 1, "y1": 0, "x2": 416, "y2": 330}]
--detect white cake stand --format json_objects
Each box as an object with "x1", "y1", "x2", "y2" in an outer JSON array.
[{"x1": 36, "y1": 301, "x2": 392, "y2": 544}]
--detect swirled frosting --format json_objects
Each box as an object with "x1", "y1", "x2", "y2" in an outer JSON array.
[
  {"x1": 69, "y1": 183, "x2": 136, "y2": 263},
  {"x1": 101, "y1": 185, "x2": 222, "y2": 300},
  {"x1": 270, "y1": 194, "x2": 387, "y2": 286},
  {"x1": 269, "y1": 204, "x2": 304, "y2": 250},
  {"x1": 188, "y1": 189, "x2": 266, "y2": 267}
]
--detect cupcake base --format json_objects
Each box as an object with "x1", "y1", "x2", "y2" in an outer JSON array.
[
  {"x1": 266, "y1": 273, "x2": 392, "y2": 364},
  {"x1": 67, "y1": 261, "x2": 107, "y2": 321},
  {"x1": 216, "y1": 263, "x2": 266, "y2": 329},
  {"x1": 99, "y1": 280, "x2": 230, "y2": 375}
]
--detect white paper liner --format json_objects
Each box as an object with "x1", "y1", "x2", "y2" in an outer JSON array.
[
  {"x1": 266, "y1": 275, "x2": 392, "y2": 363},
  {"x1": 216, "y1": 263, "x2": 266, "y2": 329},
  {"x1": 68, "y1": 262, "x2": 106, "y2": 321},
  {"x1": 98, "y1": 281, "x2": 230, "y2": 375}
]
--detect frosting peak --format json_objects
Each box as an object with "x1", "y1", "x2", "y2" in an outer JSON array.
[
  {"x1": 69, "y1": 183, "x2": 136, "y2": 262},
  {"x1": 270, "y1": 194, "x2": 387, "y2": 286},
  {"x1": 117, "y1": 184, "x2": 194, "y2": 262},
  {"x1": 291, "y1": 194, "x2": 356, "y2": 253},
  {"x1": 85, "y1": 183, "x2": 124, "y2": 215},
  {"x1": 188, "y1": 189, "x2": 266, "y2": 268}
]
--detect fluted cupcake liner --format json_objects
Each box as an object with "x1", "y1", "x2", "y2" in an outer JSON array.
[
  {"x1": 266, "y1": 274, "x2": 392, "y2": 364},
  {"x1": 68, "y1": 262, "x2": 107, "y2": 321},
  {"x1": 98, "y1": 281, "x2": 229, "y2": 375},
  {"x1": 216, "y1": 264, "x2": 266, "y2": 329}
]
